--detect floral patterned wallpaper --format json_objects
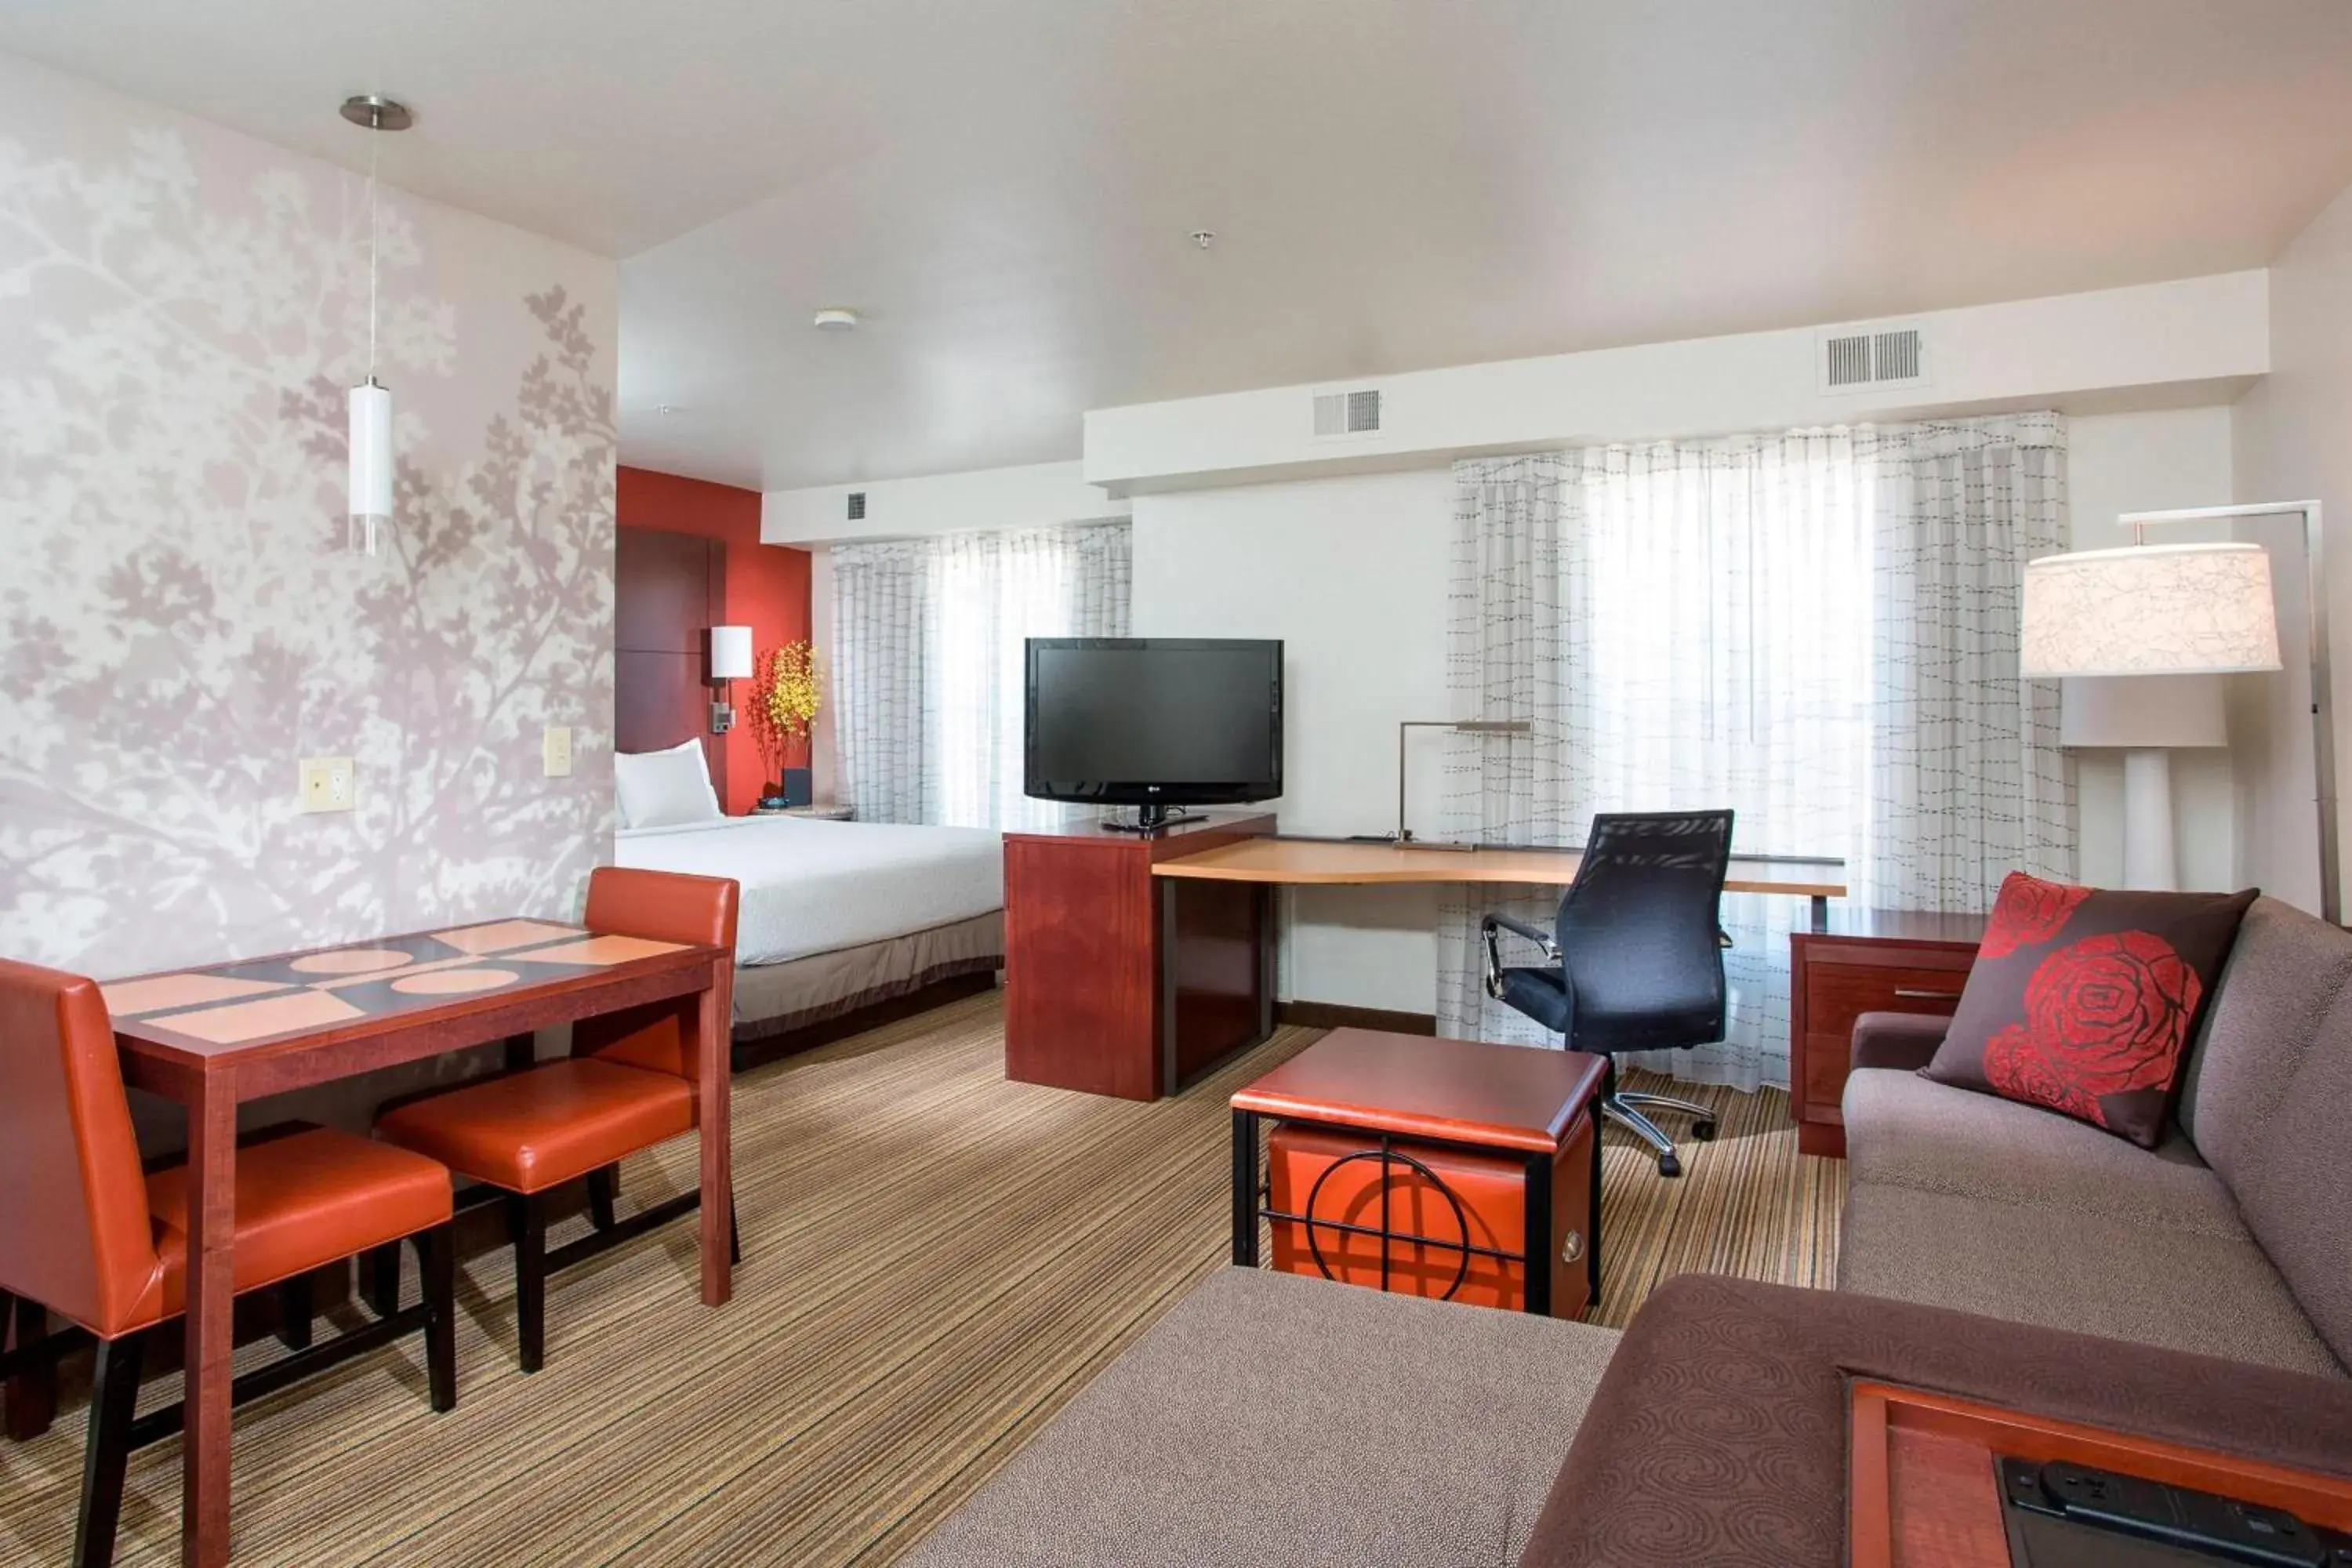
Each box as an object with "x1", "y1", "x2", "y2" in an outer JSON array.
[{"x1": 0, "y1": 54, "x2": 617, "y2": 1002}]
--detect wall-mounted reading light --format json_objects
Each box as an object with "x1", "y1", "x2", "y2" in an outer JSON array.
[{"x1": 709, "y1": 626, "x2": 753, "y2": 733}]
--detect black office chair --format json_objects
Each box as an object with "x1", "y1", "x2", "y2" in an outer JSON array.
[{"x1": 1481, "y1": 809, "x2": 1734, "y2": 1177}]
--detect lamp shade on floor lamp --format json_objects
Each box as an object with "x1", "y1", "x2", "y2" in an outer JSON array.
[
  {"x1": 2024, "y1": 539, "x2": 2282, "y2": 893},
  {"x1": 2021, "y1": 543, "x2": 2281, "y2": 678}
]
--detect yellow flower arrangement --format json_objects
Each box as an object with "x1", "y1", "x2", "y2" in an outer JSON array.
[{"x1": 750, "y1": 640, "x2": 820, "y2": 786}]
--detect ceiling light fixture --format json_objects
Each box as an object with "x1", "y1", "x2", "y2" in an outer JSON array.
[
  {"x1": 812, "y1": 307, "x2": 861, "y2": 332},
  {"x1": 340, "y1": 93, "x2": 411, "y2": 558}
]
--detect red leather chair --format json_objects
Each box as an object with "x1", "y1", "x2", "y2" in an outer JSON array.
[
  {"x1": 376, "y1": 867, "x2": 739, "y2": 1372},
  {"x1": 0, "y1": 960, "x2": 458, "y2": 1568}
]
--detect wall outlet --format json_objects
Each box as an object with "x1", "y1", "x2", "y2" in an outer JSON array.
[
  {"x1": 543, "y1": 725, "x2": 574, "y2": 778},
  {"x1": 299, "y1": 757, "x2": 355, "y2": 813}
]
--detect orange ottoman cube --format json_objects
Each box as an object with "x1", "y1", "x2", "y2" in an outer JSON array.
[
  {"x1": 1231, "y1": 1028, "x2": 1609, "y2": 1320},
  {"x1": 1265, "y1": 1117, "x2": 1595, "y2": 1317}
]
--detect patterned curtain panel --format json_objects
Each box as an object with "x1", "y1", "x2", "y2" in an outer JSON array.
[
  {"x1": 832, "y1": 521, "x2": 1130, "y2": 829},
  {"x1": 1863, "y1": 414, "x2": 2074, "y2": 909},
  {"x1": 831, "y1": 542, "x2": 931, "y2": 826},
  {"x1": 1434, "y1": 416, "x2": 2074, "y2": 1091}
]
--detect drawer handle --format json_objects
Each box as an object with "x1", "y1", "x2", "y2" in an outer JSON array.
[{"x1": 1892, "y1": 987, "x2": 1962, "y2": 1002}]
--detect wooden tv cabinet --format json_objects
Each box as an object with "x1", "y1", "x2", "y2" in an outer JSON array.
[{"x1": 1003, "y1": 813, "x2": 1276, "y2": 1101}]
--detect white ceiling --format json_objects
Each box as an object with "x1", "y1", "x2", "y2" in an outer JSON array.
[{"x1": 8, "y1": 1, "x2": 2352, "y2": 491}]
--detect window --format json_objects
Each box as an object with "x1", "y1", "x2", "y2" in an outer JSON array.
[{"x1": 833, "y1": 523, "x2": 1131, "y2": 829}]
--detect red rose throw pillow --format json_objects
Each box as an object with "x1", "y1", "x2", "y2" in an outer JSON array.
[{"x1": 1921, "y1": 873, "x2": 2256, "y2": 1145}]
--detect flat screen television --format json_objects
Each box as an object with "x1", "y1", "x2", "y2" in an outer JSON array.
[{"x1": 1025, "y1": 637, "x2": 1283, "y2": 829}]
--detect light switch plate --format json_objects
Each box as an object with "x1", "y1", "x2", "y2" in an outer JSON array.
[
  {"x1": 543, "y1": 725, "x2": 573, "y2": 778},
  {"x1": 299, "y1": 757, "x2": 354, "y2": 813}
]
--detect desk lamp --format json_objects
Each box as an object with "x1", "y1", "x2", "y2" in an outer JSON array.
[{"x1": 1388, "y1": 720, "x2": 1532, "y2": 848}]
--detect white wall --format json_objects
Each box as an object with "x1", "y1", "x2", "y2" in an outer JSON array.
[
  {"x1": 1132, "y1": 470, "x2": 1453, "y2": 1013},
  {"x1": 1117, "y1": 407, "x2": 2245, "y2": 1015},
  {"x1": 771, "y1": 459, "x2": 1128, "y2": 805},
  {"x1": 1088, "y1": 273, "x2": 2267, "y2": 494},
  {"x1": 2233, "y1": 178, "x2": 2352, "y2": 919},
  {"x1": 793, "y1": 271, "x2": 2299, "y2": 1009},
  {"x1": 764, "y1": 459, "x2": 1126, "y2": 546},
  {"x1": 2067, "y1": 408, "x2": 2240, "y2": 891}
]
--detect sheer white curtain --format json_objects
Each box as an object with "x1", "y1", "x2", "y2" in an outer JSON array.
[
  {"x1": 1863, "y1": 415, "x2": 2074, "y2": 908},
  {"x1": 1435, "y1": 416, "x2": 2074, "y2": 1091},
  {"x1": 833, "y1": 521, "x2": 1130, "y2": 829}
]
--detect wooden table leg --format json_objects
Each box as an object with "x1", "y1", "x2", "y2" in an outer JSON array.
[
  {"x1": 1230, "y1": 1109, "x2": 1260, "y2": 1267},
  {"x1": 1521, "y1": 1147, "x2": 1553, "y2": 1319},
  {"x1": 5, "y1": 1294, "x2": 57, "y2": 1439},
  {"x1": 182, "y1": 1079, "x2": 237, "y2": 1568},
  {"x1": 695, "y1": 971, "x2": 733, "y2": 1307}
]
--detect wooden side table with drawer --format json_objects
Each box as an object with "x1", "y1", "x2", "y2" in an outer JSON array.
[{"x1": 1789, "y1": 909, "x2": 1985, "y2": 1157}]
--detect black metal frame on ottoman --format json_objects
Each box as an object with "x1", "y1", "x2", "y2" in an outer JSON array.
[{"x1": 1229, "y1": 1027, "x2": 1609, "y2": 1318}]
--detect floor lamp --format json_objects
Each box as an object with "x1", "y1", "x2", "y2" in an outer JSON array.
[
  {"x1": 2057, "y1": 674, "x2": 2227, "y2": 891},
  {"x1": 2020, "y1": 501, "x2": 2336, "y2": 924}
]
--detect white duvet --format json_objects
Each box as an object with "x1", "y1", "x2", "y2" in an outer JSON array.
[{"x1": 614, "y1": 816, "x2": 1004, "y2": 967}]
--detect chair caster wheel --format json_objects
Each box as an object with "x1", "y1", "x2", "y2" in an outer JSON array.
[
  {"x1": 1692, "y1": 1120, "x2": 1717, "y2": 1142},
  {"x1": 1657, "y1": 1152, "x2": 1682, "y2": 1178}
]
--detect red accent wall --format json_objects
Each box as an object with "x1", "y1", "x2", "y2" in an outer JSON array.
[{"x1": 617, "y1": 466, "x2": 813, "y2": 815}]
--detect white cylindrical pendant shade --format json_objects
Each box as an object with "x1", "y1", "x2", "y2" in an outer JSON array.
[
  {"x1": 348, "y1": 380, "x2": 393, "y2": 554},
  {"x1": 708, "y1": 625, "x2": 754, "y2": 681},
  {"x1": 2060, "y1": 673, "x2": 2228, "y2": 750},
  {"x1": 2020, "y1": 542, "x2": 2281, "y2": 677}
]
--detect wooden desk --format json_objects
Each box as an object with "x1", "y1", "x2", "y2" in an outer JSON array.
[
  {"x1": 100, "y1": 918, "x2": 734, "y2": 1568},
  {"x1": 1003, "y1": 814, "x2": 1278, "y2": 1101},
  {"x1": 1153, "y1": 836, "x2": 1847, "y2": 926},
  {"x1": 1134, "y1": 834, "x2": 1851, "y2": 1086}
]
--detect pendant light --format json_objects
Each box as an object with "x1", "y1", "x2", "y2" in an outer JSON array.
[{"x1": 340, "y1": 94, "x2": 411, "y2": 556}]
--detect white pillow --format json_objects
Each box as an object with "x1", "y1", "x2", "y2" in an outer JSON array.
[{"x1": 615, "y1": 739, "x2": 724, "y2": 829}]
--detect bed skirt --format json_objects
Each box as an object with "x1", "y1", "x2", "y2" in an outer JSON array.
[{"x1": 731, "y1": 910, "x2": 1004, "y2": 1051}]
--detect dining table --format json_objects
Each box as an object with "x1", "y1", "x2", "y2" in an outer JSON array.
[{"x1": 88, "y1": 914, "x2": 735, "y2": 1568}]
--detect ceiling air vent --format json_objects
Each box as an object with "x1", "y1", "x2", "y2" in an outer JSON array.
[
  {"x1": 846, "y1": 491, "x2": 866, "y2": 521},
  {"x1": 1818, "y1": 325, "x2": 1929, "y2": 393},
  {"x1": 1312, "y1": 387, "x2": 1382, "y2": 439}
]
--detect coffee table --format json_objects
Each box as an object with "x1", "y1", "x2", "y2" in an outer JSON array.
[{"x1": 1229, "y1": 1028, "x2": 1610, "y2": 1317}]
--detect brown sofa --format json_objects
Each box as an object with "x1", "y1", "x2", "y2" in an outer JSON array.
[
  {"x1": 906, "y1": 896, "x2": 2352, "y2": 1565},
  {"x1": 906, "y1": 1267, "x2": 2352, "y2": 1568},
  {"x1": 1838, "y1": 894, "x2": 2352, "y2": 1378},
  {"x1": 904, "y1": 1267, "x2": 1621, "y2": 1568}
]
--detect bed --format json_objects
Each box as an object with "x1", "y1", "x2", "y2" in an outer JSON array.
[{"x1": 615, "y1": 815, "x2": 1004, "y2": 1065}]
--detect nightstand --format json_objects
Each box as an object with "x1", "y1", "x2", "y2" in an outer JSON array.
[{"x1": 1788, "y1": 909, "x2": 1984, "y2": 1157}]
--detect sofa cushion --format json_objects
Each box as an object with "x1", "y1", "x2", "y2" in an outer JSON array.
[
  {"x1": 1837, "y1": 1182, "x2": 2339, "y2": 1378},
  {"x1": 1849, "y1": 1011, "x2": 1950, "y2": 1072},
  {"x1": 900, "y1": 1267, "x2": 1621, "y2": 1568},
  {"x1": 2220, "y1": 978, "x2": 2352, "y2": 1370},
  {"x1": 1842, "y1": 1068, "x2": 2244, "y2": 1237},
  {"x1": 1923, "y1": 874, "x2": 2256, "y2": 1146},
  {"x1": 2176, "y1": 895, "x2": 2352, "y2": 1185}
]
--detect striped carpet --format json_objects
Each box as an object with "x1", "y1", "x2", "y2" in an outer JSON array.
[{"x1": 0, "y1": 993, "x2": 1841, "y2": 1566}]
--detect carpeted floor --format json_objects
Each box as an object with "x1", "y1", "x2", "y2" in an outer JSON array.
[{"x1": 0, "y1": 992, "x2": 1842, "y2": 1566}]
